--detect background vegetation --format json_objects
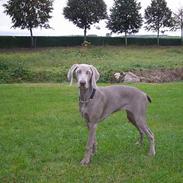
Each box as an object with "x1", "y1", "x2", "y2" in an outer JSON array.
[
  {"x1": 0, "y1": 36, "x2": 181, "y2": 49},
  {"x1": 0, "y1": 46, "x2": 183, "y2": 83},
  {"x1": 63, "y1": 0, "x2": 107, "y2": 42},
  {"x1": 3, "y1": 0, "x2": 54, "y2": 47},
  {"x1": 0, "y1": 83, "x2": 182, "y2": 182},
  {"x1": 2, "y1": 0, "x2": 183, "y2": 46}
]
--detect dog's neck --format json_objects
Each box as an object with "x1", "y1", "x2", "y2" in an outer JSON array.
[{"x1": 79, "y1": 86, "x2": 94, "y2": 102}]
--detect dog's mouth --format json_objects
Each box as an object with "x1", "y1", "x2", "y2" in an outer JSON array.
[
  {"x1": 79, "y1": 84, "x2": 89, "y2": 90},
  {"x1": 79, "y1": 85, "x2": 87, "y2": 89}
]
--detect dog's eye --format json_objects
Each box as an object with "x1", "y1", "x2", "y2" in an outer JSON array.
[
  {"x1": 86, "y1": 71, "x2": 90, "y2": 75},
  {"x1": 77, "y1": 70, "x2": 81, "y2": 74}
]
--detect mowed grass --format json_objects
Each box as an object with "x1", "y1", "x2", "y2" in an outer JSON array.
[
  {"x1": 0, "y1": 83, "x2": 183, "y2": 182},
  {"x1": 1, "y1": 46, "x2": 183, "y2": 72}
]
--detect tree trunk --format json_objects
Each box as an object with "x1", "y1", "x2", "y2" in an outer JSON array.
[
  {"x1": 30, "y1": 28, "x2": 34, "y2": 48},
  {"x1": 84, "y1": 26, "x2": 87, "y2": 42},
  {"x1": 157, "y1": 28, "x2": 160, "y2": 46},
  {"x1": 181, "y1": 23, "x2": 183, "y2": 45},
  {"x1": 125, "y1": 31, "x2": 127, "y2": 46},
  {"x1": 181, "y1": 10, "x2": 183, "y2": 45}
]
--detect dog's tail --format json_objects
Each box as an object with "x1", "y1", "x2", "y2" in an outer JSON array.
[{"x1": 147, "y1": 95, "x2": 152, "y2": 103}]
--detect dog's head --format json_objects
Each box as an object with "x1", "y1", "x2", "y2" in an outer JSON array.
[{"x1": 67, "y1": 64, "x2": 100, "y2": 89}]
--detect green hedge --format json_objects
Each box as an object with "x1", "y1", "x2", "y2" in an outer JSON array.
[{"x1": 0, "y1": 36, "x2": 181, "y2": 48}]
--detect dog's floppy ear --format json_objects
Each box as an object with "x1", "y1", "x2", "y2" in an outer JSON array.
[
  {"x1": 90, "y1": 65, "x2": 100, "y2": 89},
  {"x1": 67, "y1": 64, "x2": 79, "y2": 86}
]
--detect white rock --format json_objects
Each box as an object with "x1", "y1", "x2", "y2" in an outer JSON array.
[{"x1": 114, "y1": 72, "x2": 121, "y2": 80}]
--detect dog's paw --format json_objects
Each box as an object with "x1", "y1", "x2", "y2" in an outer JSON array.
[
  {"x1": 148, "y1": 148, "x2": 156, "y2": 156},
  {"x1": 80, "y1": 158, "x2": 91, "y2": 165}
]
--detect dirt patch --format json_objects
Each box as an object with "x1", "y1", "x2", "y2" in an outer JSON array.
[
  {"x1": 111, "y1": 68, "x2": 183, "y2": 83},
  {"x1": 134, "y1": 68, "x2": 183, "y2": 83}
]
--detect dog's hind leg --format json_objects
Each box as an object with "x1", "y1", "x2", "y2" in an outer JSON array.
[
  {"x1": 134, "y1": 115, "x2": 156, "y2": 156},
  {"x1": 126, "y1": 110, "x2": 144, "y2": 145}
]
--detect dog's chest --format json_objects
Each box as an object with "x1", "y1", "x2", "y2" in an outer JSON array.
[{"x1": 80, "y1": 103, "x2": 91, "y2": 122}]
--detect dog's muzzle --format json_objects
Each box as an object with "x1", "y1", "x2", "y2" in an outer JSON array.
[{"x1": 79, "y1": 80, "x2": 87, "y2": 88}]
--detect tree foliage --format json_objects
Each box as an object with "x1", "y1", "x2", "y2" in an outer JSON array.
[
  {"x1": 3, "y1": 0, "x2": 53, "y2": 47},
  {"x1": 107, "y1": 0, "x2": 143, "y2": 46},
  {"x1": 144, "y1": 0, "x2": 173, "y2": 45},
  {"x1": 172, "y1": 8, "x2": 183, "y2": 44},
  {"x1": 63, "y1": 0, "x2": 107, "y2": 42}
]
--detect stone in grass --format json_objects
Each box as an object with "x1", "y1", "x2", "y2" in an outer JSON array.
[{"x1": 114, "y1": 72, "x2": 141, "y2": 83}]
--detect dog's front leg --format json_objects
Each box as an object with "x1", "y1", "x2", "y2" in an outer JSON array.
[
  {"x1": 86, "y1": 122, "x2": 97, "y2": 155},
  {"x1": 81, "y1": 123, "x2": 97, "y2": 165}
]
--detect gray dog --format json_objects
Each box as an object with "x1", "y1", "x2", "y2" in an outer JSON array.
[{"x1": 68, "y1": 64, "x2": 155, "y2": 165}]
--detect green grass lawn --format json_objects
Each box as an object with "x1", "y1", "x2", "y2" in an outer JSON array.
[
  {"x1": 1, "y1": 46, "x2": 183, "y2": 83},
  {"x1": 0, "y1": 83, "x2": 183, "y2": 182}
]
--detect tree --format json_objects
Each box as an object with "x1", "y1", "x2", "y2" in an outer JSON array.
[
  {"x1": 107, "y1": 0, "x2": 143, "y2": 46},
  {"x1": 3, "y1": 0, "x2": 53, "y2": 47},
  {"x1": 172, "y1": 8, "x2": 183, "y2": 45},
  {"x1": 144, "y1": 0, "x2": 173, "y2": 46},
  {"x1": 63, "y1": 0, "x2": 107, "y2": 42}
]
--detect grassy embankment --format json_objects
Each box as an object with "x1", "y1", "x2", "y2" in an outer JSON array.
[{"x1": 0, "y1": 46, "x2": 183, "y2": 83}]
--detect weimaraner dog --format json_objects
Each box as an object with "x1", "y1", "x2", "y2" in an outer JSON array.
[{"x1": 68, "y1": 64, "x2": 155, "y2": 165}]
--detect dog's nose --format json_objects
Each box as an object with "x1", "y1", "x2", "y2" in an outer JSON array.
[{"x1": 80, "y1": 80, "x2": 86, "y2": 86}]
